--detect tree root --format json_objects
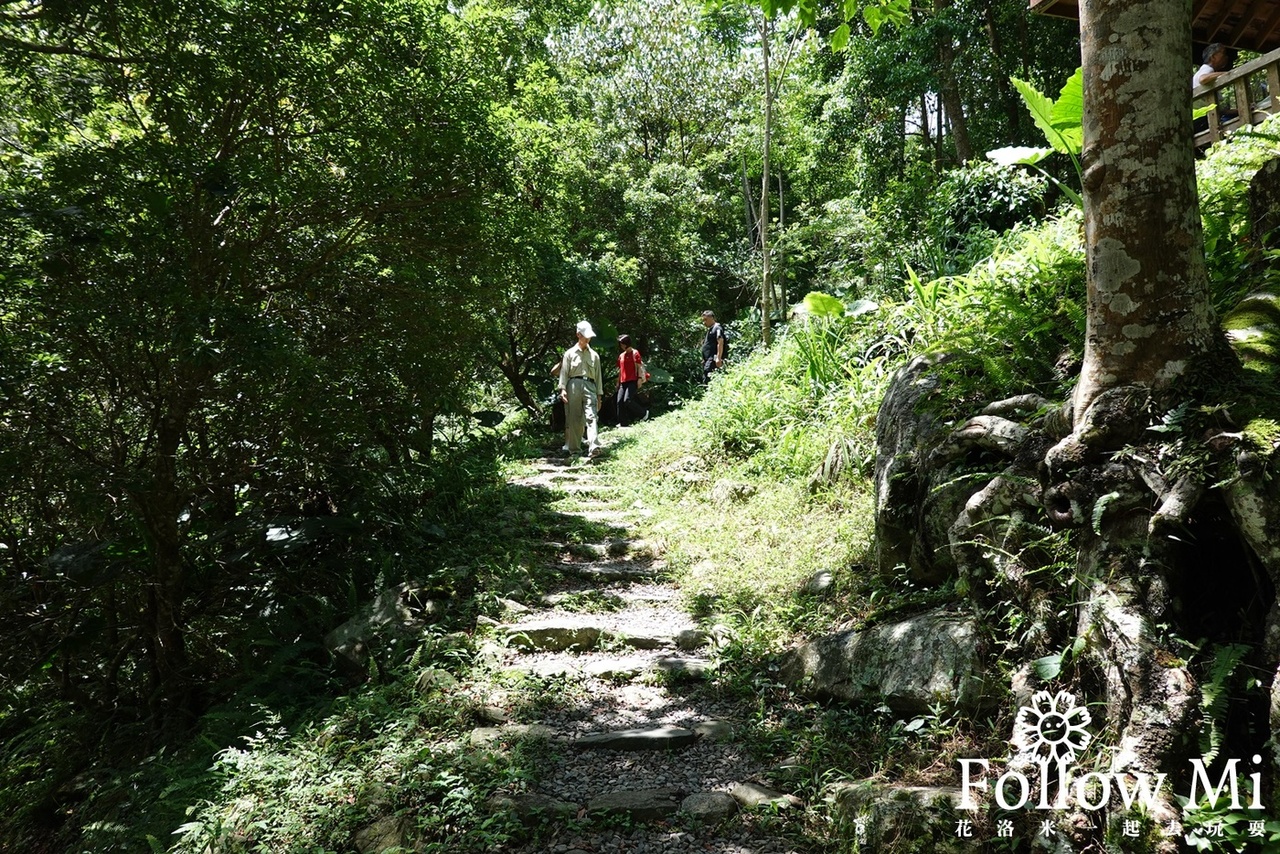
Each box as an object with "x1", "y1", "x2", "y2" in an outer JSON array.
[
  {"x1": 929, "y1": 415, "x2": 1030, "y2": 467},
  {"x1": 877, "y1": 357, "x2": 1279, "y2": 851},
  {"x1": 1078, "y1": 567, "x2": 1196, "y2": 848}
]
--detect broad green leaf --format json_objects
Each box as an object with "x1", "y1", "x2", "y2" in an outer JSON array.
[
  {"x1": 1049, "y1": 68, "x2": 1084, "y2": 152},
  {"x1": 863, "y1": 5, "x2": 887, "y2": 34},
  {"x1": 1033, "y1": 653, "x2": 1064, "y2": 680},
  {"x1": 1011, "y1": 76, "x2": 1065, "y2": 153},
  {"x1": 831, "y1": 23, "x2": 850, "y2": 52},
  {"x1": 863, "y1": 0, "x2": 908, "y2": 35},
  {"x1": 803, "y1": 291, "x2": 846, "y2": 318},
  {"x1": 646, "y1": 366, "x2": 673, "y2": 384}
]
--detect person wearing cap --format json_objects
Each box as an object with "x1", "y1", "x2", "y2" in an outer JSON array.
[{"x1": 558, "y1": 320, "x2": 604, "y2": 456}]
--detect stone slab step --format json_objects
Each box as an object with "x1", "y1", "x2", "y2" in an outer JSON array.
[
  {"x1": 469, "y1": 723, "x2": 559, "y2": 747},
  {"x1": 682, "y1": 792, "x2": 739, "y2": 821},
  {"x1": 485, "y1": 792, "x2": 578, "y2": 824},
  {"x1": 505, "y1": 625, "x2": 602, "y2": 652},
  {"x1": 575, "y1": 509, "x2": 633, "y2": 524},
  {"x1": 539, "y1": 590, "x2": 629, "y2": 609},
  {"x1": 652, "y1": 656, "x2": 717, "y2": 678},
  {"x1": 501, "y1": 623, "x2": 693, "y2": 654},
  {"x1": 564, "y1": 560, "x2": 665, "y2": 582},
  {"x1": 586, "y1": 787, "x2": 684, "y2": 821},
  {"x1": 575, "y1": 725, "x2": 698, "y2": 751},
  {"x1": 538, "y1": 577, "x2": 672, "y2": 599},
  {"x1": 546, "y1": 540, "x2": 638, "y2": 560},
  {"x1": 554, "y1": 481, "x2": 605, "y2": 495},
  {"x1": 501, "y1": 653, "x2": 716, "y2": 681}
]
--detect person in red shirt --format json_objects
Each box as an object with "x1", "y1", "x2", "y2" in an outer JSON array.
[{"x1": 615, "y1": 334, "x2": 649, "y2": 427}]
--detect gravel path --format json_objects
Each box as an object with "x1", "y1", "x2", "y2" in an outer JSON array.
[{"x1": 484, "y1": 454, "x2": 806, "y2": 854}]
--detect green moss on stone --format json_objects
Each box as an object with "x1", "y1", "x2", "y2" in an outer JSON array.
[{"x1": 1243, "y1": 417, "x2": 1280, "y2": 453}]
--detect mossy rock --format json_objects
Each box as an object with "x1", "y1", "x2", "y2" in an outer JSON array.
[
  {"x1": 1225, "y1": 292, "x2": 1280, "y2": 380},
  {"x1": 827, "y1": 781, "x2": 970, "y2": 853}
]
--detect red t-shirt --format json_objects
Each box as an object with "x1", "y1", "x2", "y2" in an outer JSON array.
[{"x1": 618, "y1": 348, "x2": 644, "y2": 383}]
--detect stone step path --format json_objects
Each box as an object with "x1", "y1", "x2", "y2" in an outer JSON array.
[{"x1": 471, "y1": 453, "x2": 805, "y2": 854}]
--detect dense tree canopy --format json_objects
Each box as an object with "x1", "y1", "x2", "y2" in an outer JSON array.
[{"x1": 0, "y1": 0, "x2": 518, "y2": 720}]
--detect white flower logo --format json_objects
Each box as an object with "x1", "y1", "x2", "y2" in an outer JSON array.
[{"x1": 1012, "y1": 690, "x2": 1092, "y2": 763}]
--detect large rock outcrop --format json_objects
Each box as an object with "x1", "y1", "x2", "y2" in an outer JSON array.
[
  {"x1": 873, "y1": 353, "x2": 960, "y2": 585},
  {"x1": 324, "y1": 582, "x2": 449, "y2": 675},
  {"x1": 827, "y1": 781, "x2": 969, "y2": 853},
  {"x1": 778, "y1": 609, "x2": 995, "y2": 714}
]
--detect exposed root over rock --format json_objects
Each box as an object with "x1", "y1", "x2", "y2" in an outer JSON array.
[{"x1": 871, "y1": 355, "x2": 1279, "y2": 852}]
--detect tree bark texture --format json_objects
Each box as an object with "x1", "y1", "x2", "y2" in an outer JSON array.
[
  {"x1": 133, "y1": 409, "x2": 192, "y2": 725},
  {"x1": 1075, "y1": 0, "x2": 1217, "y2": 419}
]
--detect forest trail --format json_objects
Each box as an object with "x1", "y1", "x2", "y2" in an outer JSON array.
[{"x1": 475, "y1": 453, "x2": 807, "y2": 854}]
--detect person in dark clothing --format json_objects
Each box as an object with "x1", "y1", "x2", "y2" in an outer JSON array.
[
  {"x1": 700, "y1": 310, "x2": 726, "y2": 383},
  {"x1": 615, "y1": 334, "x2": 648, "y2": 426}
]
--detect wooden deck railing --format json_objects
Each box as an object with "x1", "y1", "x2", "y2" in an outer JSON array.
[{"x1": 1194, "y1": 46, "x2": 1280, "y2": 148}]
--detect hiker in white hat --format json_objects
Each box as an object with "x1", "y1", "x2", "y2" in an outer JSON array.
[{"x1": 557, "y1": 320, "x2": 603, "y2": 457}]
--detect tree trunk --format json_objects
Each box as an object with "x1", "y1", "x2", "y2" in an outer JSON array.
[
  {"x1": 934, "y1": 0, "x2": 973, "y2": 164},
  {"x1": 759, "y1": 12, "x2": 773, "y2": 347},
  {"x1": 1044, "y1": 1, "x2": 1231, "y2": 843},
  {"x1": 920, "y1": 94, "x2": 933, "y2": 167},
  {"x1": 500, "y1": 361, "x2": 543, "y2": 418},
  {"x1": 1072, "y1": 0, "x2": 1219, "y2": 419},
  {"x1": 774, "y1": 172, "x2": 785, "y2": 316},
  {"x1": 981, "y1": 0, "x2": 1024, "y2": 141},
  {"x1": 133, "y1": 410, "x2": 191, "y2": 727},
  {"x1": 871, "y1": 3, "x2": 1280, "y2": 850}
]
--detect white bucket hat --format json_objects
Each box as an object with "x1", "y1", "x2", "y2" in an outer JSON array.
[{"x1": 576, "y1": 320, "x2": 596, "y2": 339}]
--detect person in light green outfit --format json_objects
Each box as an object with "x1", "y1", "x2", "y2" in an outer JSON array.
[{"x1": 558, "y1": 320, "x2": 603, "y2": 456}]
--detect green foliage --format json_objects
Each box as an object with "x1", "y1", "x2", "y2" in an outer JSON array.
[
  {"x1": 1194, "y1": 113, "x2": 1280, "y2": 310},
  {"x1": 1198, "y1": 643, "x2": 1251, "y2": 767},
  {"x1": 989, "y1": 68, "x2": 1084, "y2": 207},
  {"x1": 895, "y1": 215, "x2": 1086, "y2": 417},
  {"x1": 5, "y1": 1, "x2": 1274, "y2": 852},
  {"x1": 792, "y1": 292, "x2": 867, "y2": 393},
  {"x1": 933, "y1": 161, "x2": 1050, "y2": 235},
  {"x1": 790, "y1": 158, "x2": 1052, "y2": 303},
  {"x1": 1031, "y1": 634, "x2": 1087, "y2": 681},
  {"x1": 1010, "y1": 68, "x2": 1084, "y2": 157},
  {"x1": 757, "y1": 0, "x2": 909, "y2": 37},
  {"x1": 1178, "y1": 780, "x2": 1280, "y2": 853},
  {"x1": 167, "y1": 649, "x2": 533, "y2": 854},
  {"x1": 0, "y1": 0, "x2": 520, "y2": 735},
  {"x1": 540, "y1": 0, "x2": 755, "y2": 373}
]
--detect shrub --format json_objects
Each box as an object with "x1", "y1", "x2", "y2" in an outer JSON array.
[{"x1": 932, "y1": 160, "x2": 1049, "y2": 236}]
